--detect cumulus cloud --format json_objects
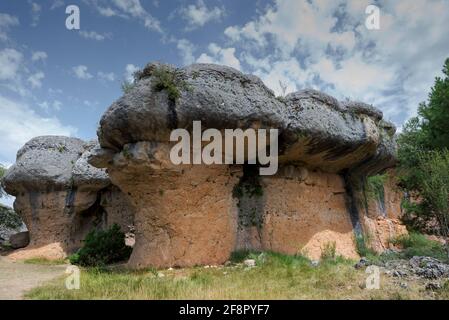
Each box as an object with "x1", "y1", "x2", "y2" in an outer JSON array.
[
  {"x1": 223, "y1": 0, "x2": 449, "y2": 125},
  {"x1": 197, "y1": 43, "x2": 241, "y2": 70},
  {"x1": 72, "y1": 65, "x2": 93, "y2": 80},
  {"x1": 0, "y1": 95, "x2": 77, "y2": 164},
  {"x1": 0, "y1": 13, "x2": 19, "y2": 41},
  {"x1": 178, "y1": 0, "x2": 225, "y2": 30}
]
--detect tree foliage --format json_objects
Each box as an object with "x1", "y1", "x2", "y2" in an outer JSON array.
[{"x1": 397, "y1": 58, "x2": 449, "y2": 255}]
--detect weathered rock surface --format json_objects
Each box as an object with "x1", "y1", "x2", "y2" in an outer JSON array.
[
  {"x1": 356, "y1": 256, "x2": 449, "y2": 281},
  {"x1": 3, "y1": 136, "x2": 135, "y2": 260},
  {"x1": 89, "y1": 62, "x2": 404, "y2": 268},
  {"x1": 9, "y1": 231, "x2": 30, "y2": 249},
  {"x1": 353, "y1": 170, "x2": 407, "y2": 252},
  {"x1": 96, "y1": 63, "x2": 396, "y2": 175}
]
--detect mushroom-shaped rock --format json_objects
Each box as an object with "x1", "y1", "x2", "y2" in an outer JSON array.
[
  {"x1": 3, "y1": 136, "x2": 134, "y2": 260},
  {"x1": 90, "y1": 62, "x2": 400, "y2": 267}
]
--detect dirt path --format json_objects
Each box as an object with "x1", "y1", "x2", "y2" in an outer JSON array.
[{"x1": 0, "y1": 256, "x2": 67, "y2": 300}]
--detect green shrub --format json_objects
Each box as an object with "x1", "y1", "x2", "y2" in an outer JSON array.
[
  {"x1": 150, "y1": 66, "x2": 188, "y2": 103},
  {"x1": 391, "y1": 232, "x2": 448, "y2": 262},
  {"x1": 69, "y1": 224, "x2": 132, "y2": 267}
]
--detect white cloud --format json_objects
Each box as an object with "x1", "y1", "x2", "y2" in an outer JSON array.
[
  {"x1": 31, "y1": 51, "x2": 47, "y2": 62},
  {"x1": 179, "y1": 0, "x2": 225, "y2": 30},
  {"x1": 79, "y1": 30, "x2": 111, "y2": 41},
  {"x1": 96, "y1": 6, "x2": 119, "y2": 17},
  {"x1": 97, "y1": 71, "x2": 116, "y2": 81},
  {"x1": 72, "y1": 65, "x2": 93, "y2": 80},
  {"x1": 50, "y1": 0, "x2": 65, "y2": 10},
  {"x1": 27, "y1": 71, "x2": 45, "y2": 89},
  {"x1": 89, "y1": 0, "x2": 162, "y2": 32},
  {"x1": 38, "y1": 100, "x2": 62, "y2": 112},
  {"x1": 83, "y1": 100, "x2": 99, "y2": 108},
  {"x1": 222, "y1": 0, "x2": 449, "y2": 124},
  {"x1": 197, "y1": 43, "x2": 241, "y2": 70},
  {"x1": 124, "y1": 63, "x2": 139, "y2": 82},
  {"x1": 177, "y1": 39, "x2": 196, "y2": 65},
  {"x1": 30, "y1": 2, "x2": 41, "y2": 27},
  {"x1": 0, "y1": 48, "x2": 23, "y2": 81},
  {"x1": 0, "y1": 48, "x2": 29, "y2": 96},
  {"x1": 0, "y1": 95, "x2": 77, "y2": 164},
  {"x1": 0, "y1": 13, "x2": 19, "y2": 41}
]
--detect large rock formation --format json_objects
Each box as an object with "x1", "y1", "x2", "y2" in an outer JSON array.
[
  {"x1": 88, "y1": 62, "x2": 405, "y2": 267},
  {"x1": 3, "y1": 136, "x2": 134, "y2": 260}
]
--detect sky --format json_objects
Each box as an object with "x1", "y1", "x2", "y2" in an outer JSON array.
[{"x1": 0, "y1": 0, "x2": 448, "y2": 206}]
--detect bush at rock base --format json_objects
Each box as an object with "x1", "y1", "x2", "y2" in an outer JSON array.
[
  {"x1": 69, "y1": 224, "x2": 132, "y2": 267},
  {"x1": 391, "y1": 232, "x2": 448, "y2": 262}
]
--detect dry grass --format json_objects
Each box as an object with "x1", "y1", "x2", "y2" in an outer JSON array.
[
  {"x1": 24, "y1": 252, "x2": 449, "y2": 300},
  {"x1": 23, "y1": 258, "x2": 68, "y2": 266}
]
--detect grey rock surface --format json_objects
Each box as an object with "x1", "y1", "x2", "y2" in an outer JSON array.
[
  {"x1": 97, "y1": 63, "x2": 286, "y2": 151},
  {"x1": 72, "y1": 141, "x2": 110, "y2": 191},
  {"x1": 93, "y1": 62, "x2": 397, "y2": 175},
  {"x1": 3, "y1": 136, "x2": 85, "y2": 194},
  {"x1": 3, "y1": 136, "x2": 111, "y2": 195},
  {"x1": 9, "y1": 231, "x2": 30, "y2": 249}
]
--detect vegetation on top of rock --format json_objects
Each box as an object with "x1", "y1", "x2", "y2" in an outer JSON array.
[
  {"x1": 69, "y1": 224, "x2": 132, "y2": 267},
  {"x1": 121, "y1": 80, "x2": 135, "y2": 94},
  {"x1": 150, "y1": 65, "x2": 189, "y2": 103}
]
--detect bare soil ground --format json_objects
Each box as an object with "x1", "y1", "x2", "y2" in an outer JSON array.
[{"x1": 0, "y1": 256, "x2": 67, "y2": 300}]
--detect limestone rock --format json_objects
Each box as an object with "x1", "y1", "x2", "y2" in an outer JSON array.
[
  {"x1": 88, "y1": 62, "x2": 401, "y2": 268},
  {"x1": 97, "y1": 63, "x2": 286, "y2": 151},
  {"x1": 95, "y1": 63, "x2": 396, "y2": 175},
  {"x1": 3, "y1": 136, "x2": 84, "y2": 194},
  {"x1": 3, "y1": 136, "x2": 135, "y2": 260},
  {"x1": 9, "y1": 231, "x2": 30, "y2": 249}
]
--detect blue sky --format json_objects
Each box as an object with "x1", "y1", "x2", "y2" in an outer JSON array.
[{"x1": 1, "y1": 0, "x2": 449, "y2": 206}]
